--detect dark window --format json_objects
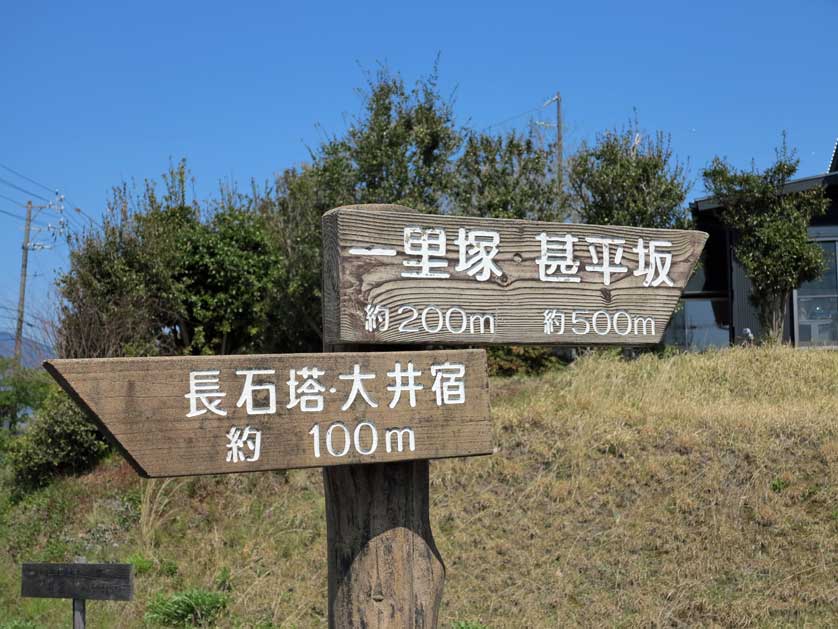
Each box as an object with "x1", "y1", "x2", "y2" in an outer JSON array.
[
  {"x1": 664, "y1": 298, "x2": 731, "y2": 349},
  {"x1": 685, "y1": 225, "x2": 728, "y2": 295}
]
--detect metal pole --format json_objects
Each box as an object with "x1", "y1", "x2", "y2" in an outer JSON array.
[
  {"x1": 73, "y1": 598, "x2": 85, "y2": 629},
  {"x1": 14, "y1": 200, "x2": 32, "y2": 365}
]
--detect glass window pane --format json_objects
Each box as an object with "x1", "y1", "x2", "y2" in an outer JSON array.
[
  {"x1": 663, "y1": 299, "x2": 730, "y2": 349},
  {"x1": 798, "y1": 242, "x2": 837, "y2": 295},
  {"x1": 797, "y1": 296, "x2": 838, "y2": 347},
  {"x1": 683, "y1": 299, "x2": 730, "y2": 349}
]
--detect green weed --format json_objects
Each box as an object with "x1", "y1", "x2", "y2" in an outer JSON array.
[
  {"x1": 128, "y1": 552, "x2": 154, "y2": 576},
  {"x1": 144, "y1": 588, "x2": 227, "y2": 626}
]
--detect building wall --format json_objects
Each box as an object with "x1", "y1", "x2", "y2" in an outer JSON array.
[
  {"x1": 684, "y1": 172, "x2": 838, "y2": 349},
  {"x1": 730, "y1": 253, "x2": 760, "y2": 342}
]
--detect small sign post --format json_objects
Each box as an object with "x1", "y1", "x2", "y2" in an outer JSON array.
[{"x1": 21, "y1": 563, "x2": 133, "y2": 629}]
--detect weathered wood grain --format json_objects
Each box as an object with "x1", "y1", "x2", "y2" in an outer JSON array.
[
  {"x1": 322, "y1": 205, "x2": 707, "y2": 346},
  {"x1": 324, "y1": 460, "x2": 444, "y2": 629},
  {"x1": 322, "y1": 329, "x2": 445, "y2": 628},
  {"x1": 44, "y1": 350, "x2": 491, "y2": 478},
  {"x1": 21, "y1": 563, "x2": 133, "y2": 601}
]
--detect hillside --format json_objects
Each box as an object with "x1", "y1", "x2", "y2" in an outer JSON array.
[
  {"x1": 1, "y1": 347, "x2": 836, "y2": 627},
  {"x1": 0, "y1": 332, "x2": 52, "y2": 370}
]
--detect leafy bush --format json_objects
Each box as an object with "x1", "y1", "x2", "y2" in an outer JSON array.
[
  {"x1": 487, "y1": 346, "x2": 563, "y2": 377},
  {"x1": 568, "y1": 113, "x2": 690, "y2": 229},
  {"x1": 0, "y1": 358, "x2": 52, "y2": 434},
  {"x1": 5, "y1": 387, "x2": 108, "y2": 496},
  {"x1": 144, "y1": 588, "x2": 227, "y2": 626}
]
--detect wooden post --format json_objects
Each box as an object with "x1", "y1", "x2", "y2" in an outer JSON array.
[
  {"x1": 324, "y1": 460, "x2": 444, "y2": 628},
  {"x1": 73, "y1": 598, "x2": 85, "y2": 629},
  {"x1": 322, "y1": 336, "x2": 445, "y2": 629}
]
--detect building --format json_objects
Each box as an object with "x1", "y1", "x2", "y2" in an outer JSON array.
[{"x1": 665, "y1": 140, "x2": 838, "y2": 349}]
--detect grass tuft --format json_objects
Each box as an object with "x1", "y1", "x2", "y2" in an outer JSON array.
[{"x1": 144, "y1": 588, "x2": 227, "y2": 627}]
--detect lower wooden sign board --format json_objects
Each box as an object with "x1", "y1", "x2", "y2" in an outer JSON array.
[
  {"x1": 21, "y1": 563, "x2": 133, "y2": 601},
  {"x1": 44, "y1": 349, "x2": 492, "y2": 478}
]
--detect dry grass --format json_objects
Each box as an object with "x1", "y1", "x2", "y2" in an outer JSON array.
[
  {"x1": 435, "y1": 346, "x2": 838, "y2": 627},
  {"x1": 2, "y1": 346, "x2": 836, "y2": 627}
]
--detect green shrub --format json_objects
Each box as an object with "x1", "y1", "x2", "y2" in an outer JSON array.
[
  {"x1": 0, "y1": 358, "x2": 52, "y2": 434},
  {"x1": 487, "y1": 345, "x2": 562, "y2": 377},
  {"x1": 451, "y1": 622, "x2": 489, "y2": 629},
  {"x1": 144, "y1": 588, "x2": 227, "y2": 626},
  {"x1": 5, "y1": 388, "x2": 109, "y2": 496}
]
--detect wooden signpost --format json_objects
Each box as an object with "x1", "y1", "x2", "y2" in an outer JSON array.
[
  {"x1": 42, "y1": 202, "x2": 706, "y2": 629},
  {"x1": 322, "y1": 205, "x2": 707, "y2": 346},
  {"x1": 21, "y1": 563, "x2": 132, "y2": 628},
  {"x1": 319, "y1": 204, "x2": 707, "y2": 628}
]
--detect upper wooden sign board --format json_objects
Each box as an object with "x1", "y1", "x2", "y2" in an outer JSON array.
[
  {"x1": 45, "y1": 349, "x2": 491, "y2": 478},
  {"x1": 322, "y1": 205, "x2": 707, "y2": 346}
]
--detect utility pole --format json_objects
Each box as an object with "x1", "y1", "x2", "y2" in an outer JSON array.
[
  {"x1": 14, "y1": 201, "x2": 33, "y2": 365},
  {"x1": 14, "y1": 200, "x2": 54, "y2": 365},
  {"x1": 555, "y1": 91, "x2": 563, "y2": 199}
]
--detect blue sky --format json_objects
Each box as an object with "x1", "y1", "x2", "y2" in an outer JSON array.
[{"x1": 1, "y1": 0, "x2": 836, "y2": 333}]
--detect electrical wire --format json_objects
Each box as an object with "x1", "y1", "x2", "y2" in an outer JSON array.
[
  {"x1": 0, "y1": 208, "x2": 49, "y2": 227},
  {"x1": 0, "y1": 193, "x2": 26, "y2": 208},
  {"x1": 62, "y1": 195, "x2": 101, "y2": 228},
  {"x1": 0, "y1": 163, "x2": 56, "y2": 194},
  {"x1": 483, "y1": 106, "x2": 545, "y2": 130},
  {"x1": 0, "y1": 208, "x2": 26, "y2": 222},
  {"x1": 0, "y1": 177, "x2": 51, "y2": 203},
  {"x1": 482, "y1": 94, "x2": 558, "y2": 131},
  {"x1": 0, "y1": 164, "x2": 99, "y2": 228}
]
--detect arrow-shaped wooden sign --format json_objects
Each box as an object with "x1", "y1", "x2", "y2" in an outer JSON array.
[
  {"x1": 44, "y1": 349, "x2": 491, "y2": 478},
  {"x1": 322, "y1": 206, "x2": 708, "y2": 346}
]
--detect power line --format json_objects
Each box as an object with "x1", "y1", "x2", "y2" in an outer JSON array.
[
  {"x1": 0, "y1": 164, "x2": 101, "y2": 229},
  {"x1": 62, "y1": 195, "x2": 101, "y2": 228},
  {"x1": 0, "y1": 176, "x2": 51, "y2": 203},
  {"x1": 0, "y1": 305, "x2": 40, "y2": 329},
  {"x1": 483, "y1": 105, "x2": 544, "y2": 131},
  {"x1": 46, "y1": 206, "x2": 84, "y2": 232},
  {"x1": 0, "y1": 208, "x2": 48, "y2": 227},
  {"x1": 0, "y1": 163, "x2": 56, "y2": 194},
  {"x1": 0, "y1": 163, "x2": 98, "y2": 224},
  {"x1": 0, "y1": 208, "x2": 26, "y2": 222},
  {"x1": 0, "y1": 192, "x2": 26, "y2": 207},
  {"x1": 482, "y1": 93, "x2": 561, "y2": 131}
]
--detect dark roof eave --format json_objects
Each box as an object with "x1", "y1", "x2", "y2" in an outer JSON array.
[{"x1": 692, "y1": 171, "x2": 838, "y2": 212}]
